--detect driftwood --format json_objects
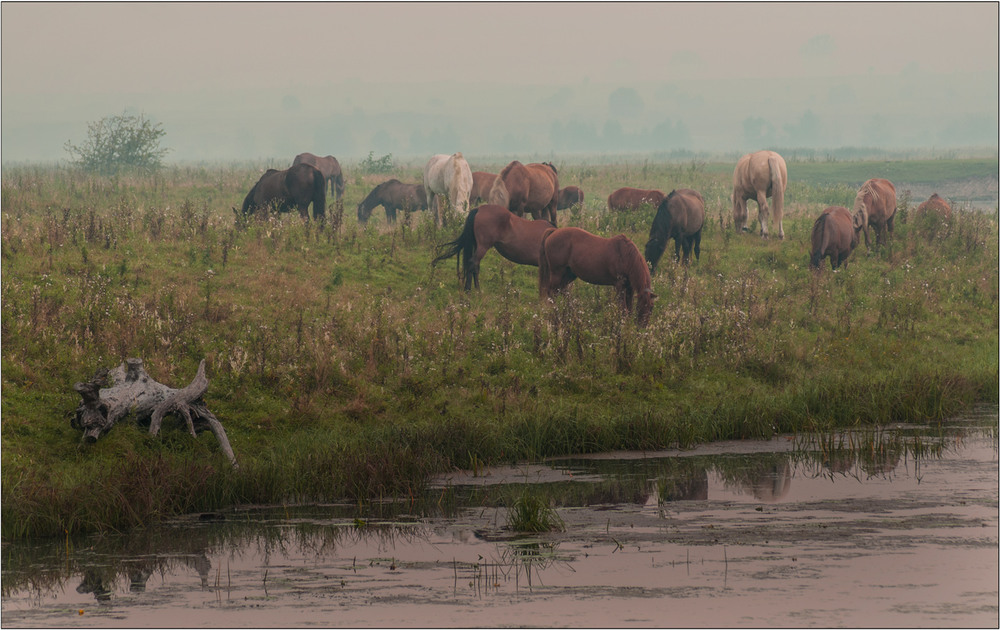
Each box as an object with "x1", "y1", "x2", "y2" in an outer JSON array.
[{"x1": 72, "y1": 358, "x2": 237, "y2": 468}]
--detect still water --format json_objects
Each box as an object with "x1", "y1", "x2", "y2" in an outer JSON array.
[{"x1": 2, "y1": 406, "x2": 997, "y2": 627}]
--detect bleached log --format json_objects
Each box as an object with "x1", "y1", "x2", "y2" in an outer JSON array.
[{"x1": 72, "y1": 358, "x2": 237, "y2": 468}]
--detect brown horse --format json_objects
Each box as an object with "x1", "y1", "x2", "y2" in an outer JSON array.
[
  {"x1": 732, "y1": 150, "x2": 787, "y2": 239},
  {"x1": 916, "y1": 193, "x2": 952, "y2": 220},
  {"x1": 488, "y1": 161, "x2": 560, "y2": 224},
  {"x1": 357, "y1": 179, "x2": 427, "y2": 224},
  {"x1": 644, "y1": 188, "x2": 706, "y2": 271},
  {"x1": 607, "y1": 187, "x2": 666, "y2": 212},
  {"x1": 538, "y1": 227, "x2": 656, "y2": 326},
  {"x1": 852, "y1": 178, "x2": 897, "y2": 247},
  {"x1": 292, "y1": 153, "x2": 345, "y2": 201},
  {"x1": 557, "y1": 186, "x2": 585, "y2": 210},
  {"x1": 432, "y1": 204, "x2": 554, "y2": 291},
  {"x1": 241, "y1": 163, "x2": 326, "y2": 220},
  {"x1": 809, "y1": 206, "x2": 865, "y2": 270},
  {"x1": 469, "y1": 171, "x2": 498, "y2": 205}
]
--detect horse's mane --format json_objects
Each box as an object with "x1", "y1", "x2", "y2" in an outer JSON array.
[
  {"x1": 616, "y1": 236, "x2": 651, "y2": 291},
  {"x1": 499, "y1": 161, "x2": 523, "y2": 179},
  {"x1": 542, "y1": 162, "x2": 558, "y2": 175}
]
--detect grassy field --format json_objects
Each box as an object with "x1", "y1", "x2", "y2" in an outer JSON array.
[{"x1": 2, "y1": 157, "x2": 997, "y2": 539}]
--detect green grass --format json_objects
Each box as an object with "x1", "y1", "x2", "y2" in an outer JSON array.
[{"x1": 1, "y1": 159, "x2": 997, "y2": 539}]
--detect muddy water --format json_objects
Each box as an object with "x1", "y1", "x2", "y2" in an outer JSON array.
[{"x1": 3, "y1": 406, "x2": 997, "y2": 627}]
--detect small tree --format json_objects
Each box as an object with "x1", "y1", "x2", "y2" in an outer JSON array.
[{"x1": 65, "y1": 111, "x2": 169, "y2": 175}]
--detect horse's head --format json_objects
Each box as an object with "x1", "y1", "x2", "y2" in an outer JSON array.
[
  {"x1": 357, "y1": 201, "x2": 371, "y2": 224},
  {"x1": 637, "y1": 288, "x2": 657, "y2": 327}
]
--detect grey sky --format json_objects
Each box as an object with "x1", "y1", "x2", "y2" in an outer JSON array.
[{"x1": 2, "y1": 2, "x2": 997, "y2": 162}]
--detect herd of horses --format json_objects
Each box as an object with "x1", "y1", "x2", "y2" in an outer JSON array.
[{"x1": 239, "y1": 150, "x2": 953, "y2": 327}]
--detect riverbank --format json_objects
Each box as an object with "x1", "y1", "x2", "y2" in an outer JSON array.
[{"x1": 2, "y1": 160, "x2": 997, "y2": 539}]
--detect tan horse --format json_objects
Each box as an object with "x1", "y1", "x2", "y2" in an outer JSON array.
[
  {"x1": 432, "y1": 204, "x2": 553, "y2": 291},
  {"x1": 916, "y1": 193, "x2": 952, "y2": 220},
  {"x1": 732, "y1": 150, "x2": 787, "y2": 239},
  {"x1": 607, "y1": 187, "x2": 665, "y2": 212},
  {"x1": 488, "y1": 161, "x2": 560, "y2": 225},
  {"x1": 469, "y1": 171, "x2": 498, "y2": 205},
  {"x1": 538, "y1": 227, "x2": 656, "y2": 327},
  {"x1": 292, "y1": 153, "x2": 345, "y2": 201},
  {"x1": 809, "y1": 206, "x2": 865, "y2": 270},
  {"x1": 644, "y1": 188, "x2": 705, "y2": 271},
  {"x1": 852, "y1": 178, "x2": 897, "y2": 247}
]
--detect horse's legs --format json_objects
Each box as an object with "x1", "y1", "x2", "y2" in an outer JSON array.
[
  {"x1": 756, "y1": 192, "x2": 770, "y2": 238},
  {"x1": 674, "y1": 238, "x2": 682, "y2": 262},
  {"x1": 681, "y1": 237, "x2": 693, "y2": 264},
  {"x1": 733, "y1": 196, "x2": 748, "y2": 232},
  {"x1": 693, "y1": 231, "x2": 701, "y2": 261},
  {"x1": 387, "y1": 206, "x2": 397, "y2": 224}
]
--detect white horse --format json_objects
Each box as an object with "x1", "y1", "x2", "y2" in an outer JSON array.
[{"x1": 423, "y1": 152, "x2": 473, "y2": 227}]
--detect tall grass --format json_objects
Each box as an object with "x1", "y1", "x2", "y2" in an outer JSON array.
[{"x1": 2, "y1": 161, "x2": 997, "y2": 539}]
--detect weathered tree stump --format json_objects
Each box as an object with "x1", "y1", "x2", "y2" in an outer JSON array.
[{"x1": 71, "y1": 358, "x2": 237, "y2": 468}]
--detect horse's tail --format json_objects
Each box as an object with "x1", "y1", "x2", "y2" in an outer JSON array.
[
  {"x1": 809, "y1": 213, "x2": 828, "y2": 268},
  {"x1": 538, "y1": 227, "x2": 558, "y2": 297},
  {"x1": 768, "y1": 153, "x2": 784, "y2": 219},
  {"x1": 311, "y1": 168, "x2": 326, "y2": 219},
  {"x1": 432, "y1": 207, "x2": 478, "y2": 280},
  {"x1": 644, "y1": 196, "x2": 672, "y2": 272}
]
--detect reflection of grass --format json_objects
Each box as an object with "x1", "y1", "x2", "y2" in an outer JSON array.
[{"x1": 506, "y1": 490, "x2": 564, "y2": 533}]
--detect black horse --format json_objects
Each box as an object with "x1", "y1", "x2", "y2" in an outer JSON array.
[{"x1": 241, "y1": 163, "x2": 326, "y2": 220}]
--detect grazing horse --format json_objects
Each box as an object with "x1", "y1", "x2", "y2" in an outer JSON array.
[
  {"x1": 538, "y1": 227, "x2": 656, "y2": 327},
  {"x1": 488, "y1": 161, "x2": 560, "y2": 225},
  {"x1": 809, "y1": 206, "x2": 865, "y2": 270},
  {"x1": 432, "y1": 204, "x2": 554, "y2": 291},
  {"x1": 644, "y1": 188, "x2": 706, "y2": 271},
  {"x1": 423, "y1": 152, "x2": 474, "y2": 227},
  {"x1": 852, "y1": 178, "x2": 897, "y2": 248},
  {"x1": 607, "y1": 187, "x2": 665, "y2": 212},
  {"x1": 357, "y1": 179, "x2": 428, "y2": 224},
  {"x1": 469, "y1": 171, "x2": 498, "y2": 205},
  {"x1": 732, "y1": 150, "x2": 787, "y2": 239},
  {"x1": 916, "y1": 193, "x2": 952, "y2": 220},
  {"x1": 292, "y1": 153, "x2": 345, "y2": 201},
  {"x1": 557, "y1": 186, "x2": 585, "y2": 210},
  {"x1": 241, "y1": 163, "x2": 326, "y2": 220}
]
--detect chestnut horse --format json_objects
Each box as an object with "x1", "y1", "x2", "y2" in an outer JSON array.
[
  {"x1": 488, "y1": 161, "x2": 560, "y2": 224},
  {"x1": 538, "y1": 227, "x2": 656, "y2": 327},
  {"x1": 241, "y1": 163, "x2": 326, "y2": 220},
  {"x1": 607, "y1": 187, "x2": 665, "y2": 212},
  {"x1": 732, "y1": 150, "x2": 787, "y2": 239},
  {"x1": 469, "y1": 171, "x2": 498, "y2": 205},
  {"x1": 292, "y1": 153, "x2": 345, "y2": 201},
  {"x1": 423, "y1": 152, "x2": 474, "y2": 227},
  {"x1": 852, "y1": 178, "x2": 897, "y2": 247},
  {"x1": 809, "y1": 206, "x2": 865, "y2": 270},
  {"x1": 644, "y1": 188, "x2": 705, "y2": 271},
  {"x1": 357, "y1": 179, "x2": 427, "y2": 224},
  {"x1": 558, "y1": 186, "x2": 585, "y2": 210},
  {"x1": 432, "y1": 204, "x2": 554, "y2": 291},
  {"x1": 916, "y1": 193, "x2": 952, "y2": 220}
]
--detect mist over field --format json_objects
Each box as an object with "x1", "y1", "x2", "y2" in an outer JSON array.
[{"x1": 2, "y1": 2, "x2": 997, "y2": 164}]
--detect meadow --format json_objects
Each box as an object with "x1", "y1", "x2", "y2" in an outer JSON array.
[{"x1": 1, "y1": 156, "x2": 997, "y2": 539}]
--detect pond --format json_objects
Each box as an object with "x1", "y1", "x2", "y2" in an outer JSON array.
[{"x1": 2, "y1": 405, "x2": 997, "y2": 627}]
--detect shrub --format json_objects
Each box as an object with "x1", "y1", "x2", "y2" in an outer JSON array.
[{"x1": 65, "y1": 111, "x2": 169, "y2": 175}]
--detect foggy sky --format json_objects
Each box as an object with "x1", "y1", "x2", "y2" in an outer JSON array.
[{"x1": 2, "y1": 2, "x2": 998, "y2": 163}]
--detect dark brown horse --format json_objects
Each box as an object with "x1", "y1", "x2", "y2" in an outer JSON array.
[
  {"x1": 809, "y1": 206, "x2": 865, "y2": 270},
  {"x1": 488, "y1": 161, "x2": 560, "y2": 224},
  {"x1": 557, "y1": 186, "x2": 585, "y2": 210},
  {"x1": 357, "y1": 179, "x2": 428, "y2": 224},
  {"x1": 852, "y1": 178, "x2": 897, "y2": 247},
  {"x1": 432, "y1": 204, "x2": 553, "y2": 291},
  {"x1": 469, "y1": 171, "x2": 498, "y2": 205},
  {"x1": 538, "y1": 227, "x2": 656, "y2": 327},
  {"x1": 607, "y1": 187, "x2": 666, "y2": 212},
  {"x1": 292, "y1": 153, "x2": 345, "y2": 201},
  {"x1": 241, "y1": 163, "x2": 326, "y2": 220},
  {"x1": 916, "y1": 193, "x2": 952, "y2": 220},
  {"x1": 644, "y1": 188, "x2": 706, "y2": 271}
]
